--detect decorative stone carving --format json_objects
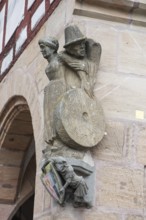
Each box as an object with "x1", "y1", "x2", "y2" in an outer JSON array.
[
  {"x1": 60, "y1": 25, "x2": 102, "y2": 98},
  {"x1": 39, "y1": 24, "x2": 105, "y2": 208},
  {"x1": 54, "y1": 88, "x2": 105, "y2": 149},
  {"x1": 41, "y1": 156, "x2": 92, "y2": 208},
  {"x1": 38, "y1": 37, "x2": 66, "y2": 145}
]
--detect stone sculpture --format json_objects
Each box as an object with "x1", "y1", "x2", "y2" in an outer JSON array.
[
  {"x1": 39, "y1": 24, "x2": 105, "y2": 208},
  {"x1": 60, "y1": 25, "x2": 101, "y2": 98},
  {"x1": 41, "y1": 156, "x2": 91, "y2": 208}
]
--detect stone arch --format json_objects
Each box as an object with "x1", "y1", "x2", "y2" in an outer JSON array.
[
  {"x1": 0, "y1": 68, "x2": 44, "y2": 165},
  {"x1": 0, "y1": 96, "x2": 36, "y2": 203},
  {"x1": 0, "y1": 56, "x2": 46, "y2": 218},
  {"x1": 9, "y1": 155, "x2": 36, "y2": 220}
]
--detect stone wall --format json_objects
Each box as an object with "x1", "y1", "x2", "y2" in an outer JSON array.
[{"x1": 0, "y1": 0, "x2": 146, "y2": 219}]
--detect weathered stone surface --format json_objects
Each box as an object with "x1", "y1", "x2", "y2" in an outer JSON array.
[
  {"x1": 92, "y1": 120, "x2": 124, "y2": 162},
  {"x1": 86, "y1": 24, "x2": 118, "y2": 72},
  {"x1": 75, "y1": 0, "x2": 146, "y2": 27},
  {"x1": 126, "y1": 215, "x2": 144, "y2": 220},
  {"x1": 137, "y1": 125, "x2": 146, "y2": 165},
  {"x1": 97, "y1": 73, "x2": 146, "y2": 120},
  {"x1": 43, "y1": 80, "x2": 66, "y2": 144},
  {"x1": 55, "y1": 88, "x2": 105, "y2": 149},
  {"x1": 53, "y1": 212, "x2": 74, "y2": 220},
  {"x1": 123, "y1": 123, "x2": 137, "y2": 162},
  {"x1": 33, "y1": 174, "x2": 44, "y2": 215},
  {"x1": 36, "y1": 214, "x2": 52, "y2": 220},
  {"x1": 43, "y1": 188, "x2": 51, "y2": 211},
  {"x1": 84, "y1": 212, "x2": 119, "y2": 220},
  {"x1": 118, "y1": 31, "x2": 146, "y2": 76},
  {"x1": 98, "y1": 166, "x2": 143, "y2": 210}
]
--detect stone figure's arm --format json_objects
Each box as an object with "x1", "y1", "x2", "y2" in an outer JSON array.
[
  {"x1": 86, "y1": 39, "x2": 102, "y2": 64},
  {"x1": 85, "y1": 39, "x2": 102, "y2": 92},
  {"x1": 59, "y1": 52, "x2": 88, "y2": 73},
  {"x1": 76, "y1": 70, "x2": 93, "y2": 98},
  {"x1": 60, "y1": 180, "x2": 71, "y2": 193}
]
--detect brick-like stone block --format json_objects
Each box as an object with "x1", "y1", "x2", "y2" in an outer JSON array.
[
  {"x1": 92, "y1": 120, "x2": 124, "y2": 162},
  {"x1": 86, "y1": 24, "x2": 118, "y2": 72},
  {"x1": 118, "y1": 31, "x2": 146, "y2": 76},
  {"x1": 53, "y1": 212, "x2": 74, "y2": 220},
  {"x1": 137, "y1": 125, "x2": 146, "y2": 165},
  {"x1": 36, "y1": 215, "x2": 52, "y2": 220},
  {"x1": 98, "y1": 166, "x2": 143, "y2": 210},
  {"x1": 97, "y1": 74, "x2": 146, "y2": 120},
  {"x1": 126, "y1": 215, "x2": 144, "y2": 220},
  {"x1": 84, "y1": 212, "x2": 119, "y2": 220}
]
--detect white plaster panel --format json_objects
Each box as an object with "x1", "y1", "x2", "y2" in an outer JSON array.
[
  {"x1": 0, "y1": 5, "x2": 5, "y2": 53},
  {"x1": 31, "y1": 1, "x2": 45, "y2": 30},
  {"x1": 50, "y1": 0, "x2": 55, "y2": 4},
  {"x1": 15, "y1": 27, "x2": 27, "y2": 54},
  {"x1": 27, "y1": 0, "x2": 35, "y2": 9},
  {"x1": 1, "y1": 49, "x2": 13, "y2": 74},
  {"x1": 5, "y1": 0, "x2": 25, "y2": 44}
]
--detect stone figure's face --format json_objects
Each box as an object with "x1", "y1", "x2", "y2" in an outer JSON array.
[
  {"x1": 55, "y1": 161, "x2": 64, "y2": 172},
  {"x1": 39, "y1": 43, "x2": 54, "y2": 59},
  {"x1": 66, "y1": 40, "x2": 86, "y2": 58}
]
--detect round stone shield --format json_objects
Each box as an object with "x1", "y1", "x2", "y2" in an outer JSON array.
[{"x1": 54, "y1": 89, "x2": 105, "y2": 149}]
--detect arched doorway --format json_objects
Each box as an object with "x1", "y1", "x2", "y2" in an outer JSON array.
[
  {"x1": 12, "y1": 194, "x2": 34, "y2": 220},
  {"x1": 0, "y1": 96, "x2": 36, "y2": 220}
]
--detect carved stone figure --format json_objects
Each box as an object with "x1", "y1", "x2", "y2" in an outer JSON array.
[
  {"x1": 54, "y1": 25, "x2": 105, "y2": 149},
  {"x1": 39, "y1": 25, "x2": 105, "y2": 209},
  {"x1": 39, "y1": 37, "x2": 66, "y2": 146},
  {"x1": 60, "y1": 25, "x2": 101, "y2": 98},
  {"x1": 41, "y1": 156, "x2": 91, "y2": 208},
  {"x1": 38, "y1": 37, "x2": 64, "y2": 81}
]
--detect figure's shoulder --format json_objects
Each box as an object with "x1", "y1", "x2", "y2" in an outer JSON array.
[
  {"x1": 86, "y1": 38, "x2": 101, "y2": 49},
  {"x1": 59, "y1": 51, "x2": 77, "y2": 65},
  {"x1": 85, "y1": 38, "x2": 102, "y2": 62},
  {"x1": 65, "y1": 165, "x2": 74, "y2": 174}
]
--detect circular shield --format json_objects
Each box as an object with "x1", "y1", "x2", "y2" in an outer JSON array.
[{"x1": 54, "y1": 89, "x2": 105, "y2": 149}]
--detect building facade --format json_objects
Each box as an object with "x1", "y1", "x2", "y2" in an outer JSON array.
[{"x1": 0, "y1": 0, "x2": 146, "y2": 219}]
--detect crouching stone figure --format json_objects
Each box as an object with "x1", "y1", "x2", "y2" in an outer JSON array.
[{"x1": 41, "y1": 156, "x2": 92, "y2": 208}]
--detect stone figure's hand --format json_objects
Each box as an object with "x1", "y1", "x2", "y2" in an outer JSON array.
[
  {"x1": 60, "y1": 187, "x2": 65, "y2": 194},
  {"x1": 81, "y1": 79, "x2": 93, "y2": 98},
  {"x1": 68, "y1": 61, "x2": 86, "y2": 72}
]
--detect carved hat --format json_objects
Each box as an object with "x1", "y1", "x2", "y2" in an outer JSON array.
[
  {"x1": 38, "y1": 37, "x2": 59, "y2": 51},
  {"x1": 64, "y1": 25, "x2": 86, "y2": 48}
]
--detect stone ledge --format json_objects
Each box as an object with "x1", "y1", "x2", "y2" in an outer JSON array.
[{"x1": 74, "y1": 0, "x2": 146, "y2": 27}]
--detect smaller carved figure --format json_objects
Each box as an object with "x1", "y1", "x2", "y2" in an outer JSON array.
[{"x1": 42, "y1": 156, "x2": 91, "y2": 208}]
